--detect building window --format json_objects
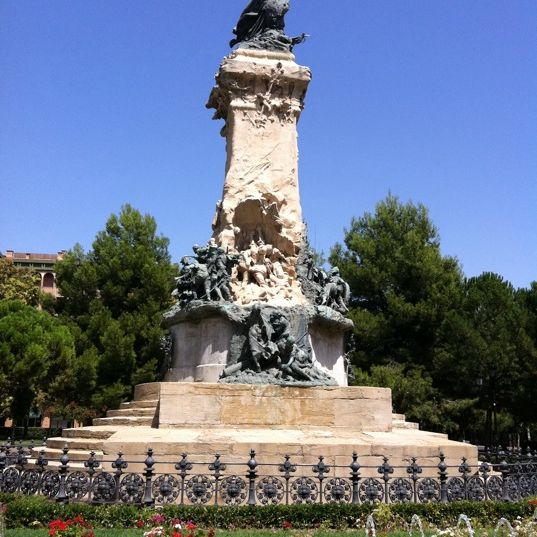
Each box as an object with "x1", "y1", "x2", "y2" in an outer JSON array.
[{"x1": 43, "y1": 272, "x2": 55, "y2": 288}]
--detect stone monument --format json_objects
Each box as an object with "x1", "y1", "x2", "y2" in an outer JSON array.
[
  {"x1": 41, "y1": 0, "x2": 476, "y2": 471},
  {"x1": 162, "y1": 23, "x2": 353, "y2": 386}
]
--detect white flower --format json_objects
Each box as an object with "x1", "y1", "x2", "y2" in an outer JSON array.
[{"x1": 144, "y1": 527, "x2": 165, "y2": 537}]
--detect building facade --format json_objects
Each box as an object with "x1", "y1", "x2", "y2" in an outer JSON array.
[{"x1": 3, "y1": 250, "x2": 65, "y2": 298}]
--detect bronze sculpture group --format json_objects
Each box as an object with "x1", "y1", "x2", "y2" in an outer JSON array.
[
  {"x1": 173, "y1": 241, "x2": 238, "y2": 305},
  {"x1": 220, "y1": 305, "x2": 337, "y2": 386}
]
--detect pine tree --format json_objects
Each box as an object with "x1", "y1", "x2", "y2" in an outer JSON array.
[
  {"x1": 55, "y1": 205, "x2": 177, "y2": 411},
  {"x1": 330, "y1": 194, "x2": 463, "y2": 369}
]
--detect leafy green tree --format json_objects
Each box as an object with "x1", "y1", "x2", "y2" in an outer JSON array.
[
  {"x1": 331, "y1": 196, "x2": 536, "y2": 444},
  {"x1": 515, "y1": 282, "x2": 537, "y2": 441},
  {"x1": 517, "y1": 281, "x2": 537, "y2": 347},
  {"x1": 0, "y1": 370, "x2": 11, "y2": 420},
  {"x1": 0, "y1": 300, "x2": 95, "y2": 432},
  {"x1": 354, "y1": 363, "x2": 436, "y2": 417},
  {"x1": 330, "y1": 194, "x2": 463, "y2": 369},
  {"x1": 0, "y1": 258, "x2": 41, "y2": 306},
  {"x1": 330, "y1": 196, "x2": 476, "y2": 436},
  {"x1": 435, "y1": 273, "x2": 537, "y2": 444},
  {"x1": 55, "y1": 205, "x2": 177, "y2": 410},
  {"x1": 354, "y1": 362, "x2": 478, "y2": 438}
]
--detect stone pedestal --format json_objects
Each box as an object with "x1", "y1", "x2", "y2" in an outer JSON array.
[
  {"x1": 158, "y1": 383, "x2": 393, "y2": 431},
  {"x1": 48, "y1": 382, "x2": 478, "y2": 475},
  {"x1": 162, "y1": 303, "x2": 352, "y2": 386},
  {"x1": 164, "y1": 316, "x2": 232, "y2": 383}
]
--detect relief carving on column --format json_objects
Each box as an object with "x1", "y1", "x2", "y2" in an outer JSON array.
[{"x1": 207, "y1": 54, "x2": 310, "y2": 136}]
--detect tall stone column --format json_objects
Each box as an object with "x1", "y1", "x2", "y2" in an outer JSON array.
[
  {"x1": 163, "y1": 46, "x2": 353, "y2": 386},
  {"x1": 207, "y1": 49, "x2": 311, "y2": 306}
]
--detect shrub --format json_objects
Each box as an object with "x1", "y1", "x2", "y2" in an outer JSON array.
[{"x1": 0, "y1": 493, "x2": 535, "y2": 530}]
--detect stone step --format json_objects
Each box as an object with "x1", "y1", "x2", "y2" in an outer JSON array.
[
  {"x1": 62, "y1": 427, "x2": 117, "y2": 440},
  {"x1": 93, "y1": 416, "x2": 154, "y2": 427},
  {"x1": 133, "y1": 383, "x2": 161, "y2": 402},
  {"x1": 47, "y1": 437, "x2": 105, "y2": 451},
  {"x1": 392, "y1": 419, "x2": 419, "y2": 430},
  {"x1": 107, "y1": 408, "x2": 156, "y2": 418},
  {"x1": 31, "y1": 447, "x2": 104, "y2": 462},
  {"x1": 26, "y1": 458, "x2": 88, "y2": 471},
  {"x1": 392, "y1": 413, "x2": 406, "y2": 421},
  {"x1": 120, "y1": 400, "x2": 158, "y2": 410}
]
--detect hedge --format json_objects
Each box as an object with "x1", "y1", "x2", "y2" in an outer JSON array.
[{"x1": 1, "y1": 494, "x2": 536, "y2": 530}]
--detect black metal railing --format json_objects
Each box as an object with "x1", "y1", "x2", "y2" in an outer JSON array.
[{"x1": 0, "y1": 440, "x2": 536, "y2": 505}]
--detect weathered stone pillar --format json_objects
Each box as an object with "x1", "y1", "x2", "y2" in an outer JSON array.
[
  {"x1": 162, "y1": 47, "x2": 353, "y2": 387},
  {"x1": 207, "y1": 49, "x2": 311, "y2": 306}
]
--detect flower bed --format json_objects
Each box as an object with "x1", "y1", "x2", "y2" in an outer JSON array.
[{"x1": 0, "y1": 493, "x2": 535, "y2": 532}]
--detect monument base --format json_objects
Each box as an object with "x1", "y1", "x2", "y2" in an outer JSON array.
[
  {"x1": 162, "y1": 303, "x2": 353, "y2": 386},
  {"x1": 40, "y1": 382, "x2": 477, "y2": 474}
]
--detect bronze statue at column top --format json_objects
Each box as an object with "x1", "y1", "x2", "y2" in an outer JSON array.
[{"x1": 230, "y1": 0, "x2": 307, "y2": 52}]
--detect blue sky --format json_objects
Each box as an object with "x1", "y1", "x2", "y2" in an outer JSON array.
[{"x1": 1, "y1": 0, "x2": 536, "y2": 288}]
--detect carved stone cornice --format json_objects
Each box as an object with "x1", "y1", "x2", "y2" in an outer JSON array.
[{"x1": 207, "y1": 49, "x2": 311, "y2": 133}]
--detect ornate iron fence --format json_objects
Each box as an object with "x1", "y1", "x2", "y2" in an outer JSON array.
[{"x1": 0, "y1": 440, "x2": 536, "y2": 506}]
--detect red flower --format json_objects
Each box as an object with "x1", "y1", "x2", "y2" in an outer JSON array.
[
  {"x1": 529, "y1": 499, "x2": 537, "y2": 507},
  {"x1": 151, "y1": 514, "x2": 166, "y2": 525},
  {"x1": 49, "y1": 520, "x2": 68, "y2": 532},
  {"x1": 136, "y1": 520, "x2": 145, "y2": 528},
  {"x1": 185, "y1": 521, "x2": 197, "y2": 531},
  {"x1": 282, "y1": 520, "x2": 292, "y2": 530},
  {"x1": 48, "y1": 516, "x2": 94, "y2": 537},
  {"x1": 171, "y1": 532, "x2": 182, "y2": 537},
  {"x1": 208, "y1": 529, "x2": 216, "y2": 537}
]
